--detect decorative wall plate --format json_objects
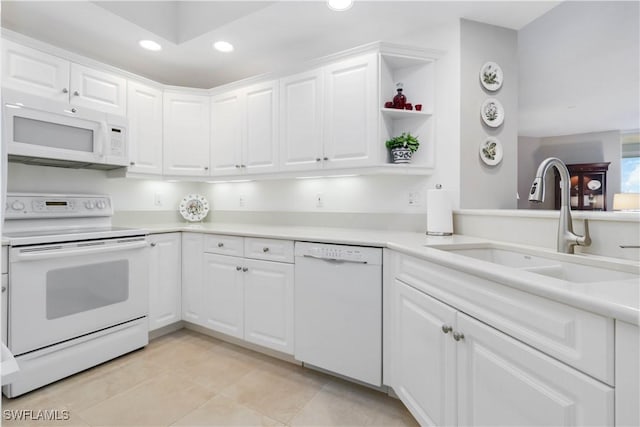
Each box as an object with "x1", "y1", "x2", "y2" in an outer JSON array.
[
  {"x1": 479, "y1": 137, "x2": 503, "y2": 166},
  {"x1": 587, "y1": 180, "x2": 602, "y2": 191},
  {"x1": 481, "y1": 98, "x2": 504, "y2": 127},
  {"x1": 480, "y1": 61, "x2": 503, "y2": 91},
  {"x1": 179, "y1": 194, "x2": 210, "y2": 222}
]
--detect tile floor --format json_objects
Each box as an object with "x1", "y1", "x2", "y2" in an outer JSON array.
[{"x1": 1, "y1": 329, "x2": 419, "y2": 427}]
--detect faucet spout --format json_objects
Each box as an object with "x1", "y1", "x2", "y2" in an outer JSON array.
[{"x1": 528, "y1": 157, "x2": 591, "y2": 254}]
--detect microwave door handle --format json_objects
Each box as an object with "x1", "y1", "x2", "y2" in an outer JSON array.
[
  {"x1": 97, "y1": 121, "x2": 108, "y2": 158},
  {"x1": 12, "y1": 240, "x2": 147, "y2": 262}
]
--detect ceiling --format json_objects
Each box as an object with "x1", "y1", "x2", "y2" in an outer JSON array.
[{"x1": 1, "y1": 1, "x2": 559, "y2": 89}]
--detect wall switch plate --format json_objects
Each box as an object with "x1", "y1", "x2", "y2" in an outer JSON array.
[
  {"x1": 316, "y1": 193, "x2": 324, "y2": 208},
  {"x1": 153, "y1": 193, "x2": 163, "y2": 207},
  {"x1": 408, "y1": 191, "x2": 423, "y2": 206},
  {"x1": 239, "y1": 194, "x2": 245, "y2": 207}
]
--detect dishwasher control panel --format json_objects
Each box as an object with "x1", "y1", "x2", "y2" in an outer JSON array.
[{"x1": 295, "y1": 242, "x2": 382, "y2": 265}]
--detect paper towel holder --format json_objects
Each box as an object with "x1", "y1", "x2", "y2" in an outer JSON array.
[{"x1": 426, "y1": 184, "x2": 453, "y2": 236}]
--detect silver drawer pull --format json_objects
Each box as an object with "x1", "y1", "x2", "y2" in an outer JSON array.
[
  {"x1": 441, "y1": 325, "x2": 453, "y2": 334},
  {"x1": 150, "y1": 242, "x2": 157, "y2": 247},
  {"x1": 236, "y1": 266, "x2": 242, "y2": 271},
  {"x1": 263, "y1": 247, "x2": 270, "y2": 252},
  {"x1": 1, "y1": 286, "x2": 6, "y2": 293},
  {"x1": 620, "y1": 245, "x2": 640, "y2": 248},
  {"x1": 453, "y1": 331, "x2": 465, "y2": 342},
  {"x1": 218, "y1": 243, "x2": 224, "y2": 248},
  {"x1": 242, "y1": 267, "x2": 248, "y2": 272}
]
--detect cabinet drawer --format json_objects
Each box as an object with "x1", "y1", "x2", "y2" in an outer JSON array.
[
  {"x1": 203, "y1": 234, "x2": 244, "y2": 256},
  {"x1": 393, "y1": 252, "x2": 614, "y2": 385},
  {"x1": 244, "y1": 238, "x2": 294, "y2": 263}
]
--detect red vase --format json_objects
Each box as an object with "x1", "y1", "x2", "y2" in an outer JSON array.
[{"x1": 393, "y1": 89, "x2": 406, "y2": 109}]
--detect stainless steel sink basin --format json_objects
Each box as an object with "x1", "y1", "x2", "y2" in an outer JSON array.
[{"x1": 431, "y1": 244, "x2": 639, "y2": 283}]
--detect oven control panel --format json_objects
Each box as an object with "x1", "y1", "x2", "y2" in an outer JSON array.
[{"x1": 5, "y1": 193, "x2": 113, "y2": 218}]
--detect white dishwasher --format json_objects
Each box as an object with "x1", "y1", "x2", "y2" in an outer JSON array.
[{"x1": 294, "y1": 242, "x2": 382, "y2": 386}]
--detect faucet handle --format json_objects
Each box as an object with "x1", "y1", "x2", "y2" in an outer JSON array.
[{"x1": 577, "y1": 218, "x2": 592, "y2": 247}]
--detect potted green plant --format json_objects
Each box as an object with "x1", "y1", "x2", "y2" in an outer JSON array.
[{"x1": 385, "y1": 132, "x2": 419, "y2": 163}]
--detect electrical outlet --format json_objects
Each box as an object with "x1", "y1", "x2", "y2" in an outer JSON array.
[
  {"x1": 239, "y1": 194, "x2": 245, "y2": 207},
  {"x1": 153, "y1": 193, "x2": 163, "y2": 207},
  {"x1": 316, "y1": 193, "x2": 324, "y2": 208},
  {"x1": 408, "y1": 191, "x2": 423, "y2": 206}
]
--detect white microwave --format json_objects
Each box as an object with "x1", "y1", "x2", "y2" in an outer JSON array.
[{"x1": 3, "y1": 88, "x2": 128, "y2": 170}]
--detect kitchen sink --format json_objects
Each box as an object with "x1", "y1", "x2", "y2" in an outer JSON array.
[{"x1": 430, "y1": 244, "x2": 639, "y2": 283}]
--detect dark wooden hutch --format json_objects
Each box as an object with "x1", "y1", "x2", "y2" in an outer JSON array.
[{"x1": 555, "y1": 162, "x2": 610, "y2": 211}]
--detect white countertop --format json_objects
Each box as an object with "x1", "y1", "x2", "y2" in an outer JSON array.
[{"x1": 7, "y1": 220, "x2": 638, "y2": 325}]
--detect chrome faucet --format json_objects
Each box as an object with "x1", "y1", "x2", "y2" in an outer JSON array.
[{"x1": 529, "y1": 157, "x2": 591, "y2": 254}]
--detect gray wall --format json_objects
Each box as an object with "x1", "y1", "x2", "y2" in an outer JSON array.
[{"x1": 460, "y1": 19, "x2": 518, "y2": 209}]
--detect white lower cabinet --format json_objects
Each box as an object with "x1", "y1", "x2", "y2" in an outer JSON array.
[
  {"x1": 147, "y1": 233, "x2": 182, "y2": 331},
  {"x1": 388, "y1": 251, "x2": 615, "y2": 427},
  {"x1": 615, "y1": 321, "x2": 640, "y2": 427},
  {"x1": 182, "y1": 234, "x2": 294, "y2": 355}
]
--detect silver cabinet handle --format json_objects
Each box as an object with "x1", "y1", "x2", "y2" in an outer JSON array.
[
  {"x1": 217, "y1": 242, "x2": 224, "y2": 247},
  {"x1": 453, "y1": 331, "x2": 465, "y2": 342},
  {"x1": 241, "y1": 165, "x2": 246, "y2": 168},
  {"x1": 263, "y1": 247, "x2": 270, "y2": 252},
  {"x1": 236, "y1": 266, "x2": 242, "y2": 271},
  {"x1": 235, "y1": 165, "x2": 241, "y2": 168},
  {"x1": 130, "y1": 161, "x2": 135, "y2": 166},
  {"x1": 316, "y1": 158, "x2": 321, "y2": 162},
  {"x1": 1, "y1": 286, "x2": 6, "y2": 292},
  {"x1": 242, "y1": 267, "x2": 248, "y2": 272},
  {"x1": 204, "y1": 166, "x2": 209, "y2": 171},
  {"x1": 73, "y1": 90, "x2": 80, "y2": 96},
  {"x1": 441, "y1": 325, "x2": 453, "y2": 334},
  {"x1": 62, "y1": 88, "x2": 69, "y2": 94},
  {"x1": 323, "y1": 157, "x2": 329, "y2": 161},
  {"x1": 149, "y1": 242, "x2": 157, "y2": 247},
  {"x1": 620, "y1": 245, "x2": 640, "y2": 248}
]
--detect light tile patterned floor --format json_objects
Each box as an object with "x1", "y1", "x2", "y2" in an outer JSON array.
[{"x1": 2, "y1": 329, "x2": 419, "y2": 427}]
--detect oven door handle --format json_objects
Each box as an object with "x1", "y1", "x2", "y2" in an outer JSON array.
[{"x1": 12, "y1": 240, "x2": 148, "y2": 262}]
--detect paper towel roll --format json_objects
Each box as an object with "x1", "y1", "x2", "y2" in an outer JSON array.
[{"x1": 427, "y1": 188, "x2": 453, "y2": 235}]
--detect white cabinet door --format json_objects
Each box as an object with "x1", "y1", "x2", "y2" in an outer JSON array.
[
  {"x1": 393, "y1": 280, "x2": 457, "y2": 427},
  {"x1": 202, "y1": 254, "x2": 244, "y2": 339},
  {"x1": 163, "y1": 91, "x2": 210, "y2": 176},
  {"x1": 279, "y1": 69, "x2": 324, "y2": 172},
  {"x1": 615, "y1": 321, "x2": 640, "y2": 427},
  {"x1": 148, "y1": 233, "x2": 181, "y2": 331},
  {"x1": 210, "y1": 90, "x2": 243, "y2": 176},
  {"x1": 1, "y1": 39, "x2": 70, "y2": 102},
  {"x1": 323, "y1": 53, "x2": 378, "y2": 169},
  {"x1": 127, "y1": 81, "x2": 163, "y2": 175},
  {"x1": 456, "y1": 312, "x2": 614, "y2": 427},
  {"x1": 69, "y1": 63, "x2": 127, "y2": 115},
  {"x1": 181, "y1": 233, "x2": 204, "y2": 326},
  {"x1": 244, "y1": 259, "x2": 294, "y2": 354},
  {"x1": 244, "y1": 80, "x2": 278, "y2": 174}
]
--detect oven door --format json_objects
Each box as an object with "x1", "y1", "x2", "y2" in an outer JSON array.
[{"x1": 8, "y1": 237, "x2": 148, "y2": 355}]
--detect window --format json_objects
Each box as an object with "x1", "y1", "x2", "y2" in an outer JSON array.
[{"x1": 621, "y1": 140, "x2": 640, "y2": 193}]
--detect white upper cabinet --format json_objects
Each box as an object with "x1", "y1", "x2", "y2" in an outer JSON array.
[
  {"x1": 210, "y1": 80, "x2": 279, "y2": 176},
  {"x1": 2, "y1": 40, "x2": 127, "y2": 115},
  {"x1": 69, "y1": 63, "x2": 127, "y2": 116},
  {"x1": 244, "y1": 81, "x2": 278, "y2": 174},
  {"x1": 127, "y1": 81, "x2": 163, "y2": 175},
  {"x1": 2, "y1": 39, "x2": 70, "y2": 102},
  {"x1": 210, "y1": 90, "x2": 243, "y2": 175},
  {"x1": 279, "y1": 69, "x2": 324, "y2": 172},
  {"x1": 163, "y1": 91, "x2": 210, "y2": 176},
  {"x1": 323, "y1": 52, "x2": 378, "y2": 169}
]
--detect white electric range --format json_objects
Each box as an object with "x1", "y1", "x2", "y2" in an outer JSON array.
[{"x1": 2, "y1": 193, "x2": 150, "y2": 398}]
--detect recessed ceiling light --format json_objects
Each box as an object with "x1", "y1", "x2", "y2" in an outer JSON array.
[
  {"x1": 139, "y1": 40, "x2": 162, "y2": 51},
  {"x1": 213, "y1": 41, "x2": 234, "y2": 53},
  {"x1": 327, "y1": 0, "x2": 353, "y2": 11}
]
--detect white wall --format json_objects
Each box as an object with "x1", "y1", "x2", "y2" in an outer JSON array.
[
  {"x1": 459, "y1": 19, "x2": 518, "y2": 209},
  {"x1": 6, "y1": 163, "x2": 205, "y2": 212}
]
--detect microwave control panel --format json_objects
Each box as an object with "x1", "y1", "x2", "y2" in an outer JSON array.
[
  {"x1": 108, "y1": 127, "x2": 125, "y2": 157},
  {"x1": 5, "y1": 193, "x2": 113, "y2": 219}
]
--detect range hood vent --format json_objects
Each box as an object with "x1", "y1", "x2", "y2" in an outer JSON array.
[{"x1": 9, "y1": 155, "x2": 126, "y2": 171}]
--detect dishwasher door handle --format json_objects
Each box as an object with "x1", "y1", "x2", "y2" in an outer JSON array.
[{"x1": 302, "y1": 254, "x2": 368, "y2": 264}]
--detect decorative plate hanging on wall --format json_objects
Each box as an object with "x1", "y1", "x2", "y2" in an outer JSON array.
[
  {"x1": 179, "y1": 194, "x2": 210, "y2": 222},
  {"x1": 479, "y1": 61, "x2": 503, "y2": 91},
  {"x1": 480, "y1": 98, "x2": 505, "y2": 128},
  {"x1": 479, "y1": 137, "x2": 503, "y2": 166}
]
